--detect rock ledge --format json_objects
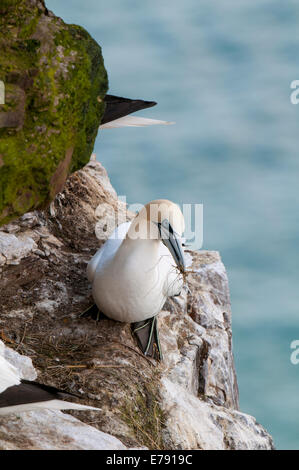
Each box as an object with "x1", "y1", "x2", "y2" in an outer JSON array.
[{"x1": 0, "y1": 158, "x2": 274, "y2": 450}]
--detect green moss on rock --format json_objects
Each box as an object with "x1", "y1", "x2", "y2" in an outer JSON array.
[{"x1": 0, "y1": 0, "x2": 108, "y2": 225}]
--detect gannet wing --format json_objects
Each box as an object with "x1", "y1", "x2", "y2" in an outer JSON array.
[
  {"x1": 87, "y1": 245, "x2": 105, "y2": 283},
  {"x1": 99, "y1": 95, "x2": 174, "y2": 128},
  {"x1": 0, "y1": 401, "x2": 100, "y2": 415},
  {"x1": 0, "y1": 342, "x2": 101, "y2": 415},
  {"x1": 0, "y1": 356, "x2": 21, "y2": 394},
  {"x1": 100, "y1": 116, "x2": 175, "y2": 129},
  {"x1": 87, "y1": 221, "x2": 132, "y2": 282},
  {"x1": 101, "y1": 94, "x2": 157, "y2": 125},
  {"x1": 0, "y1": 380, "x2": 100, "y2": 415}
]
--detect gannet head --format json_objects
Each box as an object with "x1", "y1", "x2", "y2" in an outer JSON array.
[{"x1": 128, "y1": 199, "x2": 185, "y2": 271}]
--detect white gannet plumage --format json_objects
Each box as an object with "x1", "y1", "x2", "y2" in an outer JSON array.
[
  {"x1": 0, "y1": 341, "x2": 100, "y2": 415},
  {"x1": 88, "y1": 200, "x2": 185, "y2": 324},
  {"x1": 100, "y1": 115, "x2": 174, "y2": 129}
]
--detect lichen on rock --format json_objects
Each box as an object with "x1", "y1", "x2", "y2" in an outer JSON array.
[{"x1": 0, "y1": 0, "x2": 108, "y2": 225}]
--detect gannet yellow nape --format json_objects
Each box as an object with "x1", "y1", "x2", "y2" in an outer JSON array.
[
  {"x1": 99, "y1": 95, "x2": 175, "y2": 129},
  {"x1": 86, "y1": 199, "x2": 186, "y2": 361},
  {"x1": 0, "y1": 343, "x2": 100, "y2": 415}
]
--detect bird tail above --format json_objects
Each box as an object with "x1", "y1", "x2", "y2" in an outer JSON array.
[{"x1": 99, "y1": 115, "x2": 175, "y2": 129}]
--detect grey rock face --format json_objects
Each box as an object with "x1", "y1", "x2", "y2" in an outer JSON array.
[
  {"x1": 161, "y1": 378, "x2": 272, "y2": 450},
  {"x1": 0, "y1": 409, "x2": 128, "y2": 450},
  {"x1": 0, "y1": 157, "x2": 274, "y2": 450}
]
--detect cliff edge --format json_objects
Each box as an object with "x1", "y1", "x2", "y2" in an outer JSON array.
[{"x1": 0, "y1": 157, "x2": 274, "y2": 450}]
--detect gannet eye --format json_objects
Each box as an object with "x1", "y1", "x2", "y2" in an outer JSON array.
[{"x1": 161, "y1": 219, "x2": 169, "y2": 229}]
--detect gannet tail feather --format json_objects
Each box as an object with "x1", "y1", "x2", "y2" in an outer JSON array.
[
  {"x1": 100, "y1": 115, "x2": 175, "y2": 129},
  {"x1": 132, "y1": 316, "x2": 163, "y2": 361}
]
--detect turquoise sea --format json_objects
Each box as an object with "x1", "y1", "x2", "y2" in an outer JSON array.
[{"x1": 47, "y1": 0, "x2": 299, "y2": 449}]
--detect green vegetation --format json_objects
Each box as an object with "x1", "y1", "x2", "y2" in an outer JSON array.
[
  {"x1": 121, "y1": 380, "x2": 167, "y2": 449},
  {"x1": 0, "y1": 0, "x2": 108, "y2": 225}
]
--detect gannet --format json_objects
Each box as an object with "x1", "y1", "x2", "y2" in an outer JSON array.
[
  {"x1": 86, "y1": 199, "x2": 185, "y2": 360},
  {"x1": 0, "y1": 341, "x2": 100, "y2": 415},
  {"x1": 99, "y1": 95, "x2": 174, "y2": 129}
]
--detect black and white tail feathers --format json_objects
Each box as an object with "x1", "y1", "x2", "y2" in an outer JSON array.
[
  {"x1": 0, "y1": 345, "x2": 99, "y2": 415},
  {"x1": 100, "y1": 94, "x2": 174, "y2": 129}
]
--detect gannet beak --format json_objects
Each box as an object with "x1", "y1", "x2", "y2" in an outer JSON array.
[{"x1": 157, "y1": 221, "x2": 185, "y2": 272}]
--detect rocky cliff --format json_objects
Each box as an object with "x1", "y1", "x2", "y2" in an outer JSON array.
[
  {"x1": 0, "y1": 156, "x2": 274, "y2": 450},
  {"x1": 0, "y1": 0, "x2": 108, "y2": 225}
]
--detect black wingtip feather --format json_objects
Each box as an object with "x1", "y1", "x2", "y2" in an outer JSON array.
[
  {"x1": 101, "y1": 94, "x2": 157, "y2": 125},
  {"x1": 0, "y1": 380, "x2": 79, "y2": 408}
]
